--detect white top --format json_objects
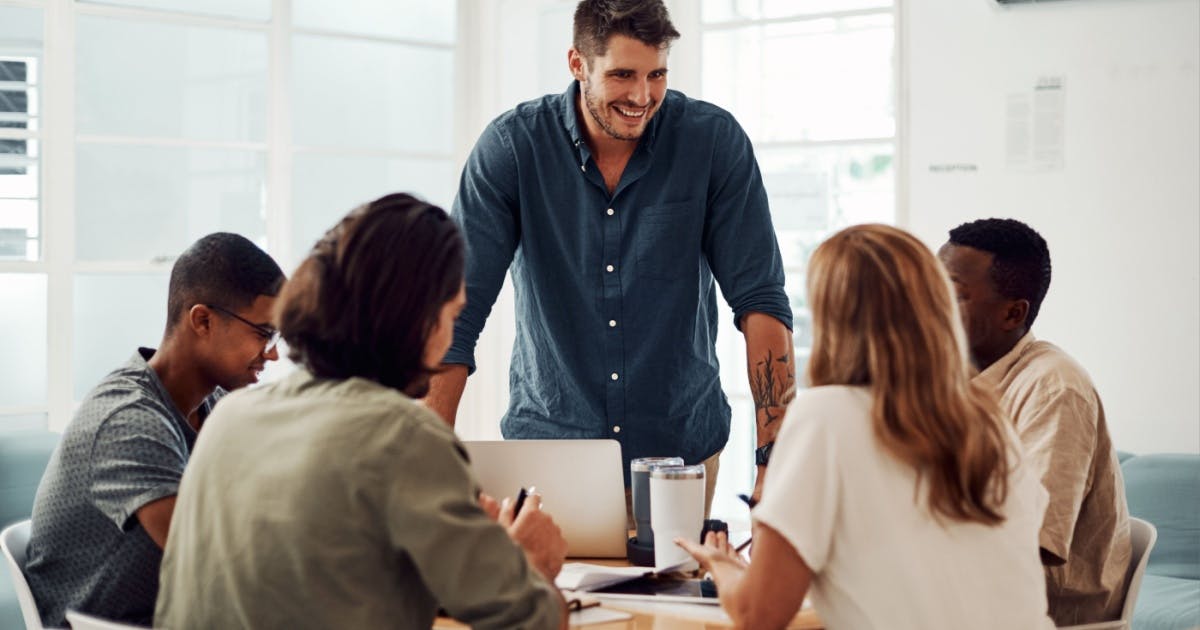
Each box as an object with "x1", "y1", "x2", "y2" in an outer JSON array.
[{"x1": 754, "y1": 385, "x2": 1054, "y2": 630}]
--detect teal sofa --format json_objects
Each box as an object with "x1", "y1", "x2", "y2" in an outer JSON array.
[
  {"x1": 0, "y1": 429, "x2": 60, "y2": 630},
  {"x1": 1121, "y1": 453, "x2": 1200, "y2": 630}
]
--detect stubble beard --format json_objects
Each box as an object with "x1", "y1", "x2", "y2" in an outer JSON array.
[{"x1": 582, "y1": 78, "x2": 646, "y2": 143}]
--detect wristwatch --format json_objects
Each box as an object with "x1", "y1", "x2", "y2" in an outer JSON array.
[{"x1": 755, "y1": 441, "x2": 775, "y2": 467}]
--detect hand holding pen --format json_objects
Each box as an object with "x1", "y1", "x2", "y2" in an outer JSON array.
[{"x1": 501, "y1": 486, "x2": 568, "y2": 582}]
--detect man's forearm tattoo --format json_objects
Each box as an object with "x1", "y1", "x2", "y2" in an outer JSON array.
[{"x1": 751, "y1": 350, "x2": 795, "y2": 427}]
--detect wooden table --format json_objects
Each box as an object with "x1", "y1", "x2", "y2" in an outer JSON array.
[{"x1": 433, "y1": 557, "x2": 823, "y2": 629}]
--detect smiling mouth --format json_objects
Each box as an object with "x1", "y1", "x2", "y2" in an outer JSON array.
[{"x1": 613, "y1": 105, "x2": 647, "y2": 120}]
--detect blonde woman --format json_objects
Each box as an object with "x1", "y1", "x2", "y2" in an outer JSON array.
[{"x1": 678, "y1": 224, "x2": 1053, "y2": 630}]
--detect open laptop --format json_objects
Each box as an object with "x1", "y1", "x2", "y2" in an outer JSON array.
[{"x1": 463, "y1": 439, "x2": 627, "y2": 558}]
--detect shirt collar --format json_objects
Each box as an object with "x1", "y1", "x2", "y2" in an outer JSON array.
[
  {"x1": 976, "y1": 330, "x2": 1036, "y2": 388},
  {"x1": 134, "y1": 347, "x2": 199, "y2": 442}
]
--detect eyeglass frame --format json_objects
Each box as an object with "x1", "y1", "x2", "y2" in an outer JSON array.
[{"x1": 204, "y1": 303, "x2": 282, "y2": 353}]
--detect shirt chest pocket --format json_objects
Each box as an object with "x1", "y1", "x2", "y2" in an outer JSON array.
[{"x1": 634, "y1": 201, "x2": 701, "y2": 281}]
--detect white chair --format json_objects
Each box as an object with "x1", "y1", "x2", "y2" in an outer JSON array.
[
  {"x1": 1, "y1": 520, "x2": 46, "y2": 630},
  {"x1": 1059, "y1": 516, "x2": 1158, "y2": 630},
  {"x1": 66, "y1": 610, "x2": 152, "y2": 630}
]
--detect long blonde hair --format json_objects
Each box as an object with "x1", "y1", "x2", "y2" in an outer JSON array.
[{"x1": 806, "y1": 224, "x2": 1010, "y2": 524}]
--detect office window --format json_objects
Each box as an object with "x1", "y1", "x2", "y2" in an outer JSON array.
[
  {"x1": 699, "y1": 1, "x2": 897, "y2": 520},
  {"x1": 79, "y1": 0, "x2": 271, "y2": 22},
  {"x1": 0, "y1": 6, "x2": 45, "y2": 428},
  {"x1": 0, "y1": 1, "x2": 462, "y2": 430},
  {"x1": 290, "y1": 4, "x2": 457, "y2": 263},
  {"x1": 0, "y1": 6, "x2": 42, "y2": 262},
  {"x1": 0, "y1": 273, "x2": 48, "y2": 410},
  {"x1": 75, "y1": 16, "x2": 269, "y2": 143},
  {"x1": 72, "y1": 274, "x2": 167, "y2": 400}
]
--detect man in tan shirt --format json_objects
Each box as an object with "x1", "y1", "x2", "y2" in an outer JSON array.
[{"x1": 940, "y1": 218, "x2": 1131, "y2": 625}]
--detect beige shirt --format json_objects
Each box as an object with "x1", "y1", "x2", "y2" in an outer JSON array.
[
  {"x1": 977, "y1": 332, "x2": 1132, "y2": 625},
  {"x1": 155, "y1": 370, "x2": 562, "y2": 630}
]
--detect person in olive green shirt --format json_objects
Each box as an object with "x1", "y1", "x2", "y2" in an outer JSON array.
[{"x1": 156, "y1": 194, "x2": 568, "y2": 630}]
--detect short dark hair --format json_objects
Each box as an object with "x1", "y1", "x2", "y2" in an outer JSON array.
[
  {"x1": 276, "y1": 193, "x2": 464, "y2": 397},
  {"x1": 573, "y1": 0, "x2": 680, "y2": 61},
  {"x1": 948, "y1": 218, "x2": 1052, "y2": 327},
  {"x1": 166, "y1": 233, "x2": 284, "y2": 333}
]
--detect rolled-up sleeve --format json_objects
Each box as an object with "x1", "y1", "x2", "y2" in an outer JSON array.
[
  {"x1": 701, "y1": 117, "x2": 793, "y2": 332},
  {"x1": 444, "y1": 120, "x2": 522, "y2": 374},
  {"x1": 386, "y1": 421, "x2": 561, "y2": 629}
]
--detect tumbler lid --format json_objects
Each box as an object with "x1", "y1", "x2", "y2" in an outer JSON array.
[
  {"x1": 649, "y1": 464, "x2": 705, "y2": 480},
  {"x1": 631, "y1": 456, "x2": 685, "y2": 472}
]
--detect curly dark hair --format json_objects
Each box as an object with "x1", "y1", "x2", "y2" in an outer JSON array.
[
  {"x1": 948, "y1": 218, "x2": 1052, "y2": 327},
  {"x1": 166, "y1": 233, "x2": 284, "y2": 334},
  {"x1": 276, "y1": 193, "x2": 464, "y2": 397},
  {"x1": 573, "y1": 0, "x2": 680, "y2": 61}
]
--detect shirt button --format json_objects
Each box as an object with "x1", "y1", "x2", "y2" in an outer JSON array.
[
  {"x1": 580, "y1": 164, "x2": 586, "y2": 172},
  {"x1": 606, "y1": 208, "x2": 614, "y2": 216},
  {"x1": 610, "y1": 372, "x2": 619, "y2": 381},
  {"x1": 608, "y1": 320, "x2": 617, "y2": 328},
  {"x1": 606, "y1": 264, "x2": 614, "y2": 273},
  {"x1": 612, "y1": 425, "x2": 621, "y2": 433}
]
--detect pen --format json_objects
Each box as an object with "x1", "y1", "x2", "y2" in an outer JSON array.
[
  {"x1": 736, "y1": 493, "x2": 757, "y2": 509},
  {"x1": 513, "y1": 486, "x2": 533, "y2": 516}
]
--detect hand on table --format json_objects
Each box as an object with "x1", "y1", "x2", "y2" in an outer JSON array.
[{"x1": 500, "y1": 493, "x2": 568, "y2": 582}]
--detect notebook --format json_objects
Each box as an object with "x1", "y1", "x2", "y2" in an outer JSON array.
[{"x1": 463, "y1": 439, "x2": 627, "y2": 558}]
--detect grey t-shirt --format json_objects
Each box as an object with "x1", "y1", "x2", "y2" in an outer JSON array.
[{"x1": 25, "y1": 348, "x2": 220, "y2": 627}]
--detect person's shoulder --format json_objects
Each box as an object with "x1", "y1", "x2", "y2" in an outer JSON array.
[
  {"x1": 312, "y1": 376, "x2": 457, "y2": 447},
  {"x1": 76, "y1": 369, "x2": 178, "y2": 437},
  {"x1": 782, "y1": 385, "x2": 872, "y2": 440},
  {"x1": 493, "y1": 90, "x2": 565, "y2": 131},
  {"x1": 791, "y1": 384, "x2": 872, "y2": 413},
  {"x1": 1018, "y1": 338, "x2": 1098, "y2": 399}
]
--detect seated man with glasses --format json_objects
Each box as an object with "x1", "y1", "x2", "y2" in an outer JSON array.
[{"x1": 24, "y1": 232, "x2": 285, "y2": 627}]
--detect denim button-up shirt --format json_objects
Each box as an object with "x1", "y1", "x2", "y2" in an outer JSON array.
[{"x1": 445, "y1": 82, "x2": 791, "y2": 479}]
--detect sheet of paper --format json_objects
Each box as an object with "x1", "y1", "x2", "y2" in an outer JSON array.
[
  {"x1": 555, "y1": 563, "x2": 649, "y2": 591},
  {"x1": 1006, "y1": 75, "x2": 1066, "y2": 172}
]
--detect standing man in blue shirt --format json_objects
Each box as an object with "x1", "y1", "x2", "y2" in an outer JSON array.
[{"x1": 427, "y1": 0, "x2": 794, "y2": 512}]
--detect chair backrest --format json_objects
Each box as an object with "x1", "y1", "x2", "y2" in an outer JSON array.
[
  {"x1": 66, "y1": 610, "x2": 149, "y2": 630},
  {"x1": 1, "y1": 520, "x2": 44, "y2": 630},
  {"x1": 1119, "y1": 517, "x2": 1157, "y2": 622}
]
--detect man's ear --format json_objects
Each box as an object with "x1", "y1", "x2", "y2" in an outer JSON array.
[
  {"x1": 1000, "y1": 299, "x2": 1030, "y2": 332},
  {"x1": 187, "y1": 304, "x2": 215, "y2": 338},
  {"x1": 568, "y1": 47, "x2": 586, "y2": 81}
]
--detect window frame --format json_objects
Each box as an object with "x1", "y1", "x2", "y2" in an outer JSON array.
[{"x1": 0, "y1": 0, "x2": 468, "y2": 430}]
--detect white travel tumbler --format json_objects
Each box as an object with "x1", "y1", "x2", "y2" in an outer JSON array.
[
  {"x1": 631, "y1": 456, "x2": 684, "y2": 546},
  {"x1": 649, "y1": 464, "x2": 705, "y2": 570}
]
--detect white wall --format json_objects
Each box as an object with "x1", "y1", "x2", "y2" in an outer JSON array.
[{"x1": 902, "y1": 0, "x2": 1200, "y2": 453}]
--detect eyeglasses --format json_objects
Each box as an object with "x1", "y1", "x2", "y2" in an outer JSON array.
[{"x1": 205, "y1": 304, "x2": 281, "y2": 353}]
